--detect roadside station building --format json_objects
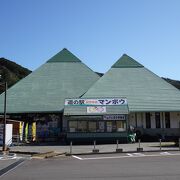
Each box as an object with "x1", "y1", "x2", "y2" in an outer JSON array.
[
  {"x1": 1, "y1": 50, "x2": 180, "y2": 143},
  {"x1": 0, "y1": 48, "x2": 100, "y2": 141}
]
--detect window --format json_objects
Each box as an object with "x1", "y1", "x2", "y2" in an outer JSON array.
[
  {"x1": 146, "y1": 113, "x2": 151, "y2": 128},
  {"x1": 68, "y1": 120, "x2": 127, "y2": 133},
  {"x1": 112, "y1": 121, "x2": 117, "y2": 132},
  {"x1": 77, "y1": 121, "x2": 87, "y2": 132},
  {"x1": 116, "y1": 121, "x2": 126, "y2": 132},
  {"x1": 106, "y1": 122, "x2": 113, "y2": 132},
  {"x1": 165, "y1": 112, "x2": 170, "y2": 128},
  {"x1": 97, "y1": 121, "x2": 105, "y2": 132},
  {"x1": 69, "y1": 121, "x2": 78, "y2": 132},
  {"x1": 155, "y1": 112, "x2": 161, "y2": 128},
  {"x1": 88, "y1": 121, "x2": 97, "y2": 132}
]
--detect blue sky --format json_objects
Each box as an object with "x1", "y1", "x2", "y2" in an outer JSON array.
[{"x1": 1, "y1": 0, "x2": 180, "y2": 79}]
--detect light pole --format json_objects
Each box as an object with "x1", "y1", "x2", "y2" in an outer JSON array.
[{"x1": 0, "y1": 75, "x2": 7, "y2": 151}]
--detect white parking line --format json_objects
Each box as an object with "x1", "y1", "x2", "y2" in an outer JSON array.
[
  {"x1": 131, "y1": 153, "x2": 145, "y2": 156},
  {"x1": 160, "y1": 152, "x2": 172, "y2": 155},
  {"x1": 72, "y1": 155, "x2": 83, "y2": 160},
  {"x1": 72, "y1": 152, "x2": 180, "y2": 161},
  {"x1": 127, "y1": 153, "x2": 133, "y2": 157},
  {"x1": 0, "y1": 155, "x2": 23, "y2": 161}
]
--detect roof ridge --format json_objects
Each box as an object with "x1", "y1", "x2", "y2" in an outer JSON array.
[
  {"x1": 112, "y1": 54, "x2": 144, "y2": 68},
  {"x1": 47, "y1": 48, "x2": 81, "y2": 63}
]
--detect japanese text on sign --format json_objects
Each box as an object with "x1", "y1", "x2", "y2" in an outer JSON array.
[
  {"x1": 103, "y1": 115, "x2": 126, "y2": 120},
  {"x1": 65, "y1": 98, "x2": 127, "y2": 106}
]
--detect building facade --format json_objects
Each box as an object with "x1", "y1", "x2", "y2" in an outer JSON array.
[{"x1": 1, "y1": 51, "x2": 180, "y2": 143}]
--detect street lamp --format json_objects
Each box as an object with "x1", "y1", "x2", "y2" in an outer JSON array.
[{"x1": 0, "y1": 75, "x2": 7, "y2": 152}]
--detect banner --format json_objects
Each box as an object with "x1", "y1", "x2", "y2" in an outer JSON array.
[
  {"x1": 87, "y1": 106, "x2": 106, "y2": 113},
  {"x1": 65, "y1": 98, "x2": 127, "y2": 106}
]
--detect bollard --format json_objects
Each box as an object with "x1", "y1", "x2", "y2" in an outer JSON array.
[
  {"x1": 159, "y1": 139, "x2": 162, "y2": 151},
  {"x1": 92, "y1": 140, "x2": 99, "y2": 153},
  {"x1": 116, "y1": 140, "x2": 123, "y2": 153},
  {"x1": 137, "y1": 139, "x2": 143, "y2": 152},
  {"x1": 138, "y1": 139, "x2": 141, "y2": 149},
  {"x1": 70, "y1": 141, "x2": 72, "y2": 155}
]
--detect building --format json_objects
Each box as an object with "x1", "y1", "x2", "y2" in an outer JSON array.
[
  {"x1": 76, "y1": 54, "x2": 180, "y2": 141},
  {"x1": 0, "y1": 48, "x2": 100, "y2": 141},
  {"x1": 1, "y1": 51, "x2": 180, "y2": 143}
]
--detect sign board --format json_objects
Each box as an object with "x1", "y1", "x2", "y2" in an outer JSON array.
[
  {"x1": 103, "y1": 115, "x2": 126, "y2": 120},
  {"x1": 0, "y1": 124, "x2": 13, "y2": 146},
  {"x1": 65, "y1": 98, "x2": 127, "y2": 106},
  {"x1": 87, "y1": 106, "x2": 106, "y2": 114}
]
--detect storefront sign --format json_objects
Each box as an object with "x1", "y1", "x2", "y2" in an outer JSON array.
[
  {"x1": 103, "y1": 115, "x2": 126, "y2": 120},
  {"x1": 87, "y1": 106, "x2": 106, "y2": 113},
  {"x1": 65, "y1": 98, "x2": 127, "y2": 106}
]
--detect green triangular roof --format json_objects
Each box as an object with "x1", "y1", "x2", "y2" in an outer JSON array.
[
  {"x1": 112, "y1": 54, "x2": 143, "y2": 68},
  {"x1": 83, "y1": 54, "x2": 180, "y2": 112},
  {"x1": 47, "y1": 48, "x2": 81, "y2": 63},
  {"x1": 0, "y1": 49, "x2": 99, "y2": 113}
]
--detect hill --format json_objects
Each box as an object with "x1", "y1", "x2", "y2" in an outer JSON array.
[
  {"x1": 163, "y1": 78, "x2": 180, "y2": 90},
  {"x1": 0, "y1": 58, "x2": 180, "y2": 94},
  {"x1": 0, "y1": 58, "x2": 31, "y2": 93}
]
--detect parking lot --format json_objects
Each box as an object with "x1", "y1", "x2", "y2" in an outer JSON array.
[
  {"x1": 1, "y1": 151, "x2": 180, "y2": 180},
  {"x1": 72, "y1": 151, "x2": 180, "y2": 160}
]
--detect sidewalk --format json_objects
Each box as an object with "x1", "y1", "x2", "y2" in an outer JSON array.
[{"x1": 1, "y1": 142, "x2": 179, "y2": 156}]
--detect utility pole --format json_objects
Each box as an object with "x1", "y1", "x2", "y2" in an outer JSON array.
[
  {"x1": 0, "y1": 75, "x2": 7, "y2": 152},
  {"x1": 2, "y1": 81, "x2": 7, "y2": 151}
]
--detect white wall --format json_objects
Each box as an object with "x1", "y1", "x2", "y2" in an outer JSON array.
[
  {"x1": 137, "y1": 113, "x2": 143, "y2": 128},
  {"x1": 150, "y1": 113, "x2": 155, "y2": 129},
  {"x1": 129, "y1": 113, "x2": 144, "y2": 128},
  {"x1": 129, "y1": 113, "x2": 136, "y2": 127},
  {"x1": 170, "y1": 112, "x2": 180, "y2": 128},
  {"x1": 129, "y1": 112, "x2": 180, "y2": 129}
]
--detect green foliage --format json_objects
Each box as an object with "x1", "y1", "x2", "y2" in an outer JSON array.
[
  {"x1": 0, "y1": 57, "x2": 180, "y2": 95},
  {"x1": 0, "y1": 58, "x2": 31, "y2": 93},
  {"x1": 163, "y1": 78, "x2": 180, "y2": 90}
]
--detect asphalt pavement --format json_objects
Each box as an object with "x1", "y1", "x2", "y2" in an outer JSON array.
[
  {"x1": 0, "y1": 142, "x2": 180, "y2": 179},
  {"x1": 1, "y1": 151, "x2": 180, "y2": 180},
  {"x1": 0, "y1": 153, "x2": 31, "y2": 178}
]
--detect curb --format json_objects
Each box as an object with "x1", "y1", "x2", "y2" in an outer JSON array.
[
  {"x1": 6, "y1": 150, "x2": 66, "y2": 159},
  {"x1": 32, "y1": 151, "x2": 66, "y2": 159}
]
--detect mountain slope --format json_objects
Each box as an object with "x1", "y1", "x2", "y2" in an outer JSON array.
[
  {"x1": 163, "y1": 78, "x2": 180, "y2": 90},
  {"x1": 0, "y1": 58, "x2": 31, "y2": 93},
  {"x1": 0, "y1": 57, "x2": 180, "y2": 95}
]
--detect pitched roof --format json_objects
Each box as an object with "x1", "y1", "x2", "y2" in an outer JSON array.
[
  {"x1": 47, "y1": 48, "x2": 81, "y2": 63},
  {"x1": 83, "y1": 54, "x2": 180, "y2": 112},
  {"x1": 112, "y1": 54, "x2": 143, "y2": 68},
  {"x1": 0, "y1": 49, "x2": 100, "y2": 113}
]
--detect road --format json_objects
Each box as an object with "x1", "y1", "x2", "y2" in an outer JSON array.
[{"x1": 1, "y1": 151, "x2": 180, "y2": 180}]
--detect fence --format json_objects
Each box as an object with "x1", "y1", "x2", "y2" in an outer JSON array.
[{"x1": 67, "y1": 138, "x2": 180, "y2": 155}]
